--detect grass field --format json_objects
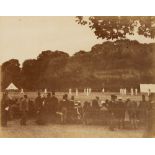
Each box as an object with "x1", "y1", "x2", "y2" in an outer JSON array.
[
  {"x1": 0, "y1": 119, "x2": 146, "y2": 138},
  {"x1": 0, "y1": 91, "x2": 149, "y2": 138},
  {"x1": 0, "y1": 91, "x2": 148, "y2": 103}
]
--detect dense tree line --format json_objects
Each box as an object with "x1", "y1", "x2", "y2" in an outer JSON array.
[{"x1": 1, "y1": 39, "x2": 155, "y2": 91}]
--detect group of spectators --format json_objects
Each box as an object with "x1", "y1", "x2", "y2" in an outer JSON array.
[
  {"x1": 88, "y1": 95, "x2": 152, "y2": 131},
  {"x1": 1, "y1": 92, "x2": 36, "y2": 126},
  {"x1": 1, "y1": 92, "x2": 81, "y2": 126},
  {"x1": 0, "y1": 91, "x2": 153, "y2": 131}
]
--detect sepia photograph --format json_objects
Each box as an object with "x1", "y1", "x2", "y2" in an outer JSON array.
[{"x1": 0, "y1": 16, "x2": 155, "y2": 138}]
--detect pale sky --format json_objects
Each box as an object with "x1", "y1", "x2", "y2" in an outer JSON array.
[{"x1": 0, "y1": 16, "x2": 154, "y2": 65}]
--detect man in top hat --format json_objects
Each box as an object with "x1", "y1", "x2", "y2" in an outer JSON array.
[
  {"x1": 117, "y1": 97, "x2": 126, "y2": 129},
  {"x1": 108, "y1": 94, "x2": 117, "y2": 131},
  {"x1": 45, "y1": 92, "x2": 54, "y2": 122},
  {"x1": 59, "y1": 94, "x2": 69, "y2": 124},
  {"x1": 92, "y1": 96, "x2": 100, "y2": 111},
  {"x1": 19, "y1": 94, "x2": 29, "y2": 125},
  {"x1": 138, "y1": 95, "x2": 148, "y2": 126},
  {"x1": 144, "y1": 93, "x2": 155, "y2": 137},
  {"x1": 35, "y1": 92, "x2": 44, "y2": 124},
  {"x1": 67, "y1": 96, "x2": 75, "y2": 123},
  {"x1": 50, "y1": 92, "x2": 58, "y2": 119},
  {"x1": 127, "y1": 99, "x2": 138, "y2": 129},
  {"x1": 1, "y1": 92, "x2": 10, "y2": 127}
]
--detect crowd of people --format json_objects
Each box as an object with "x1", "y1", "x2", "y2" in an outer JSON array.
[{"x1": 0, "y1": 91, "x2": 153, "y2": 131}]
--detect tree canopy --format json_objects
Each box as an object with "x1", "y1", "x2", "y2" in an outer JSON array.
[
  {"x1": 1, "y1": 59, "x2": 21, "y2": 89},
  {"x1": 1, "y1": 40, "x2": 155, "y2": 91},
  {"x1": 76, "y1": 16, "x2": 155, "y2": 40}
]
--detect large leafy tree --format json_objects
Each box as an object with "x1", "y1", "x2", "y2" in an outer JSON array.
[
  {"x1": 1, "y1": 59, "x2": 21, "y2": 90},
  {"x1": 65, "y1": 50, "x2": 92, "y2": 89},
  {"x1": 36, "y1": 50, "x2": 69, "y2": 90},
  {"x1": 64, "y1": 40, "x2": 154, "y2": 90},
  {"x1": 75, "y1": 16, "x2": 155, "y2": 90},
  {"x1": 76, "y1": 16, "x2": 155, "y2": 40},
  {"x1": 21, "y1": 59, "x2": 39, "y2": 90}
]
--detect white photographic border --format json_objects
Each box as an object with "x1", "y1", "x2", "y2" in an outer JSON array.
[{"x1": 0, "y1": 0, "x2": 155, "y2": 155}]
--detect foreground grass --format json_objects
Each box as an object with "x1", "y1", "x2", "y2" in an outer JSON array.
[{"x1": 0, "y1": 119, "x2": 145, "y2": 138}]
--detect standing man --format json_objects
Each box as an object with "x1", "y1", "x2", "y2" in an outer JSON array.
[
  {"x1": 92, "y1": 96, "x2": 100, "y2": 110},
  {"x1": 144, "y1": 93, "x2": 154, "y2": 137},
  {"x1": 127, "y1": 100, "x2": 138, "y2": 129},
  {"x1": 117, "y1": 97, "x2": 126, "y2": 129},
  {"x1": 120, "y1": 88, "x2": 122, "y2": 95},
  {"x1": 50, "y1": 92, "x2": 59, "y2": 122},
  {"x1": 138, "y1": 95, "x2": 147, "y2": 126},
  {"x1": 19, "y1": 95, "x2": 29, "y2": 125},
  {"x1": 60, "y1": 94, "x2": 69, "y2": 124},
  {"x1": 75, "y1": 88, "x2": 78, "y2": 97},
  {"x1": 124, "y1": 88, "x2": 127, "y2": 95},
  {"x1": 35, "y1": 92, "x2": 44, "y2": 124},
  {"x1": 131, "y1": 88, "x2": 134, "y2": 96},
  {"x1": 68, "y1": 96, "x2": 75, "y2": 123},
  {"x1": 108, "y1": 95, "x2": 117, "y2": 131},
  {"x1": 69, "y1": 88, "x2": 72, "y2": 96},
  {"x1": 1, "y1": 92, "x2": 10, "y2": 127},
  {"x1": 45, "y1": 93, "x2": 52, "y2": 122}
]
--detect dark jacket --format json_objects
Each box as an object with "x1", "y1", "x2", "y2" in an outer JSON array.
[
  {"x1": 35, "y1": 96, "x2": 43, "y2": 111},
  {"x1": 20, "y1": 98, "x2": 29, "y2": 112}
]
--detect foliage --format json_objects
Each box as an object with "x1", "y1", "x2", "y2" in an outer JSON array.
[
  {"x1": 76, "y1": 16, "x2": 155, "y2": 40},
  {"x1": 1, "y1": 40, "x2": 155, "y2": 91},
  {"x1": 1, "y1": 59, "x2": 21, "y2": 89}
]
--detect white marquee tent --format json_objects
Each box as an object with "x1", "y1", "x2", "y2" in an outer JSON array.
[
  {"x1": 140, "y1": 84, "x2": 155, "y2": 93},
  {"x1": 6, "y1": 83, "x2": 18, "y2": 90}
]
